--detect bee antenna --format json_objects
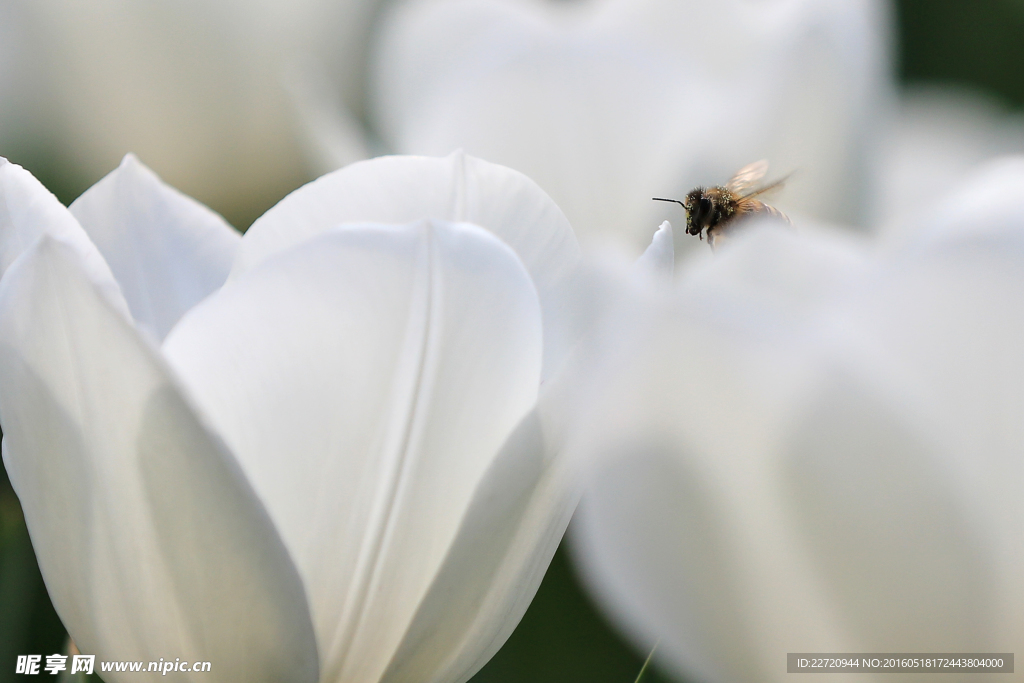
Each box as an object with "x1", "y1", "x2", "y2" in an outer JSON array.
[{"x1": 652, "y1": 197, "x2": 687, "y2": 211}]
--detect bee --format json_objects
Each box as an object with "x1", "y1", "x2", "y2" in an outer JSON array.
[{"x1": 653, "y1": 160, "x2": 790, "y2": 250}]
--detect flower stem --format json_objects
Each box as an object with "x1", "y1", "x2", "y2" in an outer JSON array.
[{"x1": 633, "y1": 641, "x2": 658, "y2": 683}]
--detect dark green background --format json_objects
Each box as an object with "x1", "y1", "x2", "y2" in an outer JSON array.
[{"x1": 3, "y1": 1, "x2": 1024, "y2": 681}]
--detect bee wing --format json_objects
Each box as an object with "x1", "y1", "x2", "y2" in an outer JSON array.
[
  {"x1": 725, "y1": 159, "x2": 769, "y2": 194},
  {"x1": 742, "y1": 199, "x2": 792, "y2": 226}
]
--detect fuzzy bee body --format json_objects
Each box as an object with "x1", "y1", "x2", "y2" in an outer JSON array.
[{"x1": 655, "y1": 160, "x2": 790, "y2": 250}]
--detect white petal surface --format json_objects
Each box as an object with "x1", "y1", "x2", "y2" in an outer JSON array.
[
  {"x1": 849, "y1": 174, "x2": 1024, "y2": 636},
  {"x1": 0, "y1": 158, "x2": 126, "y2": 314},
  {"x1": 379, "y1": 409, "x2": 578, "y2": 683},
  {"x1": 876, "y1": 89, "x2": 1024, "y2": 240},
  {"x1": 904, "y1": 155, "x2": 1024, "y2": 251},
  {"x1": 370, "y1": 0, "x2": 890, "y2": 251},
  {"x1": 633, "y1": 220, "x2": 674, "y2": 286},
  {"x1": 0, "y1": 237, "x2": 318, "y2": 683},
  {"x1": 164, "y1": 220, "x2": 543, "y2": 683},
  {"x1": 568, "y1": 223, "x2": 1024, "y2": 683},
  {"x1": 233, "y1": 151, "x2": 581, "y2": 376},
  {"x1": 14, "y1": 0, "x2": 383, "y2": 214},
  {"x1": 370, "y1": 0, "x2": 710, "y2": 252},
  {"x1": 69, "y1": 154, "x2": 241, "y2": 341}
]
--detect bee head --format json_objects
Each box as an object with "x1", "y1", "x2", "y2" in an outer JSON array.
[{"x1": 684, "y1": 188, "x2": 715, "y2": 236}]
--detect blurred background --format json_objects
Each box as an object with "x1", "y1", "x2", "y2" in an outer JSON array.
[{"x1": 2, "y1": 0, "x2": 1024, "y2": 681}]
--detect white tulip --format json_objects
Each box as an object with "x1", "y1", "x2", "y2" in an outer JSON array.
[
  {"x1": 877, "y1": 87, "x2": 1024, "y2": 240},
  {"x1": 565, "y1": 158, "x2": 1024, "y2": 683},
  {"x1": 0, "y1": 150, "x2": 583, "y2": 682},
  {"x1": 368, "y1": 0, "x2": 892, "y2": 251},
  {"x1": 0, "y1": 0, "x2": 380, "y2": 217}
]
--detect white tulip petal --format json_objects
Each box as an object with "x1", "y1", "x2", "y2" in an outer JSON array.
[
  {"x1": 908, "y1": 155, "x2": 1024, "y2": 252},
  {"x1": 0, "y1": 157, "x2": 127, "y2": 315},
  {"x1": 673, "y1": 225, "x2": 869, "y2": 348},
  {"x1": 232, "y1": 151, "x2": 581, "y2": 377},
  {"x1": 877, "y1": 89, "x2": 1024, "y2": 239},
  {"x1": 846, "y1": 219, "x2": 1024, "y2": 604},
  {"x1": 69, "y1": 154, "x2": 241, "y2": 341},
  {"x1": 370, "y1": 0, "x2": 890, "y2": 249},
  {"x1": 633, "y1": 220, "x2": 674, "y2": 285},
  {"x1": 864, "y1": 262, "x2": 1024, "y2": 455},
  {"x1": 572, "y1": 313, "x2": 1005, "y2": 683},
  {"x1": 568, "y1": 287, "x2": 820, "y2": 683},
  {"x1": 15, "y1": 0, "x2": 383, "y2": 214},
  {"x1": 778, "y1": 372, "x2": 1003, "y2": 652},
  {"x1": 575, "y1": 385, "x2": 1002, "y2": 683},
  {"x1": 575, "y1": 442, "x2": 758, "y2": 683},
  {"x1": 370, "y1": 0, "x2": 709, "y2": 252},
  {"x1": 232, "y1": 152, "x2": 578, "y2": 282},
  {"x1": 380, "y1": 410, "x2": 577, "y2": 683},
  {"x1": 859, "y1": 159, "x2": 1024, "y2": 461},
  {"x1": 0, "y1": 236, "x2": 318, "y2": 683},
  {"x1": 570, "y1": 223, "x2": 1024, "y2": 683},
  {"x1": 164, "y1": 220, "x2": 543, "y2": 683}
]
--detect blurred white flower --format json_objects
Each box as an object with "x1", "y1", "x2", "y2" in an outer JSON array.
[
  {"x1": 877, "y1": 86, "x2": 1024, "y2": 239},
  {"x1": 0, "y1": 0, "x2": 381, "y2": 217},
  {"x1": 368, "y1": 0, "x2": 892, "y2": 252},
  {"x1": 564, "y1": 158, "x2": 1024, "y2": 683},
  {"x1": 0, "y1": 151, "x2": 582, "y2": 682}
]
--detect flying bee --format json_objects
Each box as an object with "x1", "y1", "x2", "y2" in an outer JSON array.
[{"x1": 653, "y1": 160, "x2": 791, "y2": 250}]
